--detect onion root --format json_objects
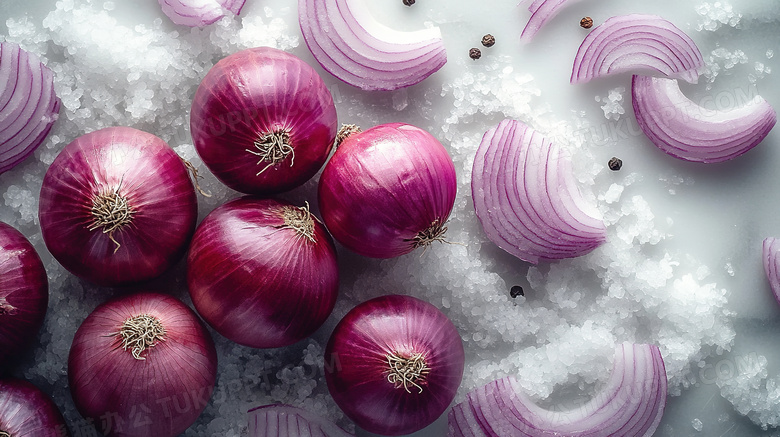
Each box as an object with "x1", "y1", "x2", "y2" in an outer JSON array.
[
  {"x1": 335, "y1": 124, "x2": 362, "y2": 148},
  {"x1": 0, "y1": 297, "x2": 17, "y2": 316},
  {"x1": 246, "y1": 130, "x2": 294, "y2": 176},
  {"x1": 279, "y1": 202, "x2": 316, "y2": 243},
  {"x1": 111, "y1": 314, "x2": 167, "y2": 360},
  {"x1": 385, "y1": 351, "x2": 430, "y2": 394},
  {"x1": 88, "y1": 187, "x2": 135, "y2": 253}
]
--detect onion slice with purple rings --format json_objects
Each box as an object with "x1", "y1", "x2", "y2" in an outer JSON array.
[
  {"x1": 0, "y1": 42, "x2": 60, "y2": 174},
  {"x1": 471, "y1": 119, "x2": 606, "y2": 264},
  {"x1": 571, "y1": 14, "x2": 704, "y2": 84},
  {"x1": 763, "y1": 238, "x2": 780, "y2": 306},
  {"x1": 248, "y1": 405, "x2": 354, "y2": 437},
  {"x1": 448, "y1": 343, "x2": 668, "y2": 437},
  {"x1": 520, "y1": 0, "x2": 583, "y2": 43},
  {"x1": 158, "y1": 0, "x2": 246, "y2": 27},
  {"x1": 632, "y1": 75, "x2": 777, "y2": 163},
  {"x1": 298, "y1": 0, "x2": 447, "y2": 91}
]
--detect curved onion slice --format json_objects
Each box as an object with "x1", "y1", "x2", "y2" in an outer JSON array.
[
  {"x1": 0, "y1": 42, "x2": 60, "y2": 174},
  {"x1": 632, "y1": 75, "x2": 777, "y2": 163},
  {"x1": 471, "y1": 119, "x2": 606, "y2": 264},
  {"x1": 248, "y1": 405, "x2": 354, "y2": 437},
  {"x1": 158, "y1": 0, "x2": 246, "y2": 27},
  {"x1": 448, "y1": 343, "x2": 668, "y2": 437},
  {"x1": 571, "y1": 14, "x2": 704, "y2": 84},
  {"x1": 520, "y1": 0, "x2": 582, "y2": 43},
  {"x1": 763, "y1": 238, "x2": 780, "y2": 306},
  {"x1": 298, "y1": 0, "x2": 447, "y2": 91}
]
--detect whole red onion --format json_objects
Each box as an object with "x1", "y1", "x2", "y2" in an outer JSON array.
[
  {"x1": 325, "y1": 294, "x2": 464, "y2": 436},
  {"x1": 190, "y1": 46, "x2": 338, "y2": 194},
  {"x1": 0, "y1": 378, "x2": 69, "y2": 437},
  {"x1": 318, "y1": 123, "x2": 457, "y2": 258},
  {"x1": 187, "y1": 197, "x2": 339, "y2": 348},
  {"x1": 39, "y1": 127, "x2": 198, "y2": 286},
  {"x1": 0, "y1": 222, "x2": 48, "y2": 362},
  {"x1": 68, "y1": 292, "x2": 217, "y2": 437}
]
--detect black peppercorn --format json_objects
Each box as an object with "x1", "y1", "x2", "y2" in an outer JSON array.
[
  {"x1": 469, "y1": 48, "x2": 482, "y2": 60},
  {"x1": 580, "y1": 17, "x2": 594, "y2": 29},
  {"x1": 608, "y1": 157, "x2": 622, "y2": 171},
  {"x1": 481, "y1": 34, "x2": 496, "y2": 48},
  {"x1": 510, "y1": 285, "x2": 524, "y2": 298},
  {"x1": 403, "y1": 0, "x2": 415, "y2": 5}
]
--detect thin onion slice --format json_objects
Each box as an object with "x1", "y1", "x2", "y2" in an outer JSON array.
[
  {"x1": 448, "y1": 343, "x2": 668, "y2": 437},
  {"x1": 471, "y1": 119, "x2": 606, "y2": 265},
  {"x1": 763, "y1": 238, "x2": 780, "y2": 306},
  {"x1": 248, "y1": 405, "x2": 354, "y2": 437},
  {"x1": 520, "y1": 0, "x2": 583, "y2": 43},
  {"x1": 571, "y1": 14, "x2": 704, "y2": 84},
  {"x1": 0, "y1": 42, "x2": 60, "y2": 174},
  {"x1": 158, "y1": 0, "x2": 246, "y2": 27},
  {"x1": 632, "y1": 75, "x2": 777, "y2": 163},
  {"x1": 298, "y1": 0, "x2": 447, "y2": 91}
]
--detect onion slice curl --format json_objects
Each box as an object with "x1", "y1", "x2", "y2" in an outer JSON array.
[
  {"x1": 158, "y1": 0, "x2": 246, "y2": 27},
  {"x1": 298, "y1": 0, "x2": 447, "y2": 91},
  {"x1": 632, "y1": 75, "x2": 777, "y2": 163},
  {"x1": 448, "y1": 342, "x2": 668, "y2": 437},
  {"x1": 471, "y1": 119, "x2": 606, "y2": 265},
  {"x1": 571, "y1": 14, "x2": 704, "y2": 84},
  {"x1": 248, "y1": 405, "x2": 354, "y2": 437},
  {"x1": 520, "y1": 0, "x2": 583, "y2": 43}
]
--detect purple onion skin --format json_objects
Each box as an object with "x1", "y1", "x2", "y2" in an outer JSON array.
[
  {"x1": 187, "y1": 197, "x2": 339, "y2": 348},
  {"x1": 0, "y1": 379, "x2": 70, "y2": 437},
  {"x1": 39, "y1": 127, "x2": 198, "y2": 286},
  {"x1": 190, "y1": 47, "x2": 338, "y2": 194},
  {"x1": 325, "y1": 295, "x2": 464, "y2": 436},
  {"x1": 0, "y1": 222, "x2": 48, "y2": 363},
  {"x1": 318, "y1": 123, "x2": 457, "y2": 258},
  {"x1": 68, "y1": 292, "x2": 217, "y2": 437}
]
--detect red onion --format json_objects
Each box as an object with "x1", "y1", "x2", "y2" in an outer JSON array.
[
  {"x1": 187, "y1": 197, "x2": 339, "y2": 348},
  {"x1": 0, "y1": 42, "x2": 60, "y2": 174},
  {"x1": 325, "y1": 294, "x2": 464, "y2": 436},
  {"x1": 0, "y1": 222, "x2": 48, "y2": 362},
  {"x1": 520, "y1": 0, "x2": 583, "y2": 43},
  {"x1": 38, "y1": 126, "x2": 198, "y2": 286},
  {"x1": 248, "y1": 405, "x2": 353, "y2": 437},
  {"x1": 298, "y1": 0, "x2": 447, "y2": 91},
  {"x1": 632, "y1": 75, "x2": 777, "y2": 163},
  {"x1": 190, "y1": 47, "x2": 338, "y2": 195},
  {"x1": 158, "y1": 0, "x2": 246, "y2": 27},
  {"x1": 318, "y1": 123, "x2": 457, "y2": 258},
  {"x1": 0, "y1": 378, "x2": 69, "y2": 437},
  {"x1": 448, "y1": 343, "x2": 668, "y2": 437},
  {"x1": 763, "y1": 238, "x2": 780, "y2": 306},
  {"x1": 571, "y1": 14, "x2": 704, "y2": 84},
  {"x1": 471, "y1": 119, "x2": 606, "y2": 264},
  {"x1": 69, "y1": 292, "x2": 217, "y2": 437}
]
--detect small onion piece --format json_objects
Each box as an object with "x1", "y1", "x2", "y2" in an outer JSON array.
[
  {"x1": 0, "y1": 222, "x2": 48, "y2": 363},
  {"x1": 69, "y1": 292, "x2": 217, "y2": 437},
  {"x1": 39, "y1": 127, "x2": 198, "y2": 286},
  {"x1": 471, "y1": 119, "x2": 606, "y2": 264},
  {"x1": 191, "y1": 47, "x2": 337, "y2": 194},
  {"x1": 0, "y1": 379, "x2": 69, "y2": 437},
  {"x1": 0, "y1": 42, "x2": 60, "y2": 174},
  {"x1": 520, "y1": 0, "x2": 583, "y2": 43},
  {"x1": 298, "y1": 0, "x2": 447, "y2": 91},
  {"x1": 158, "y1": 0, "x2": 246, "y2": 27},
  {"x1": 325, "y1": 295, "x2": 464, "y2": 436},
  {"x1": 632, "y1": 75, "x2": 777, "y2": 163},
  {"x1": 448, "y1": 343, "x2": 668, "y2": 437},
  {"x1": 763, "y1": 238, "x2": 780, "y2": 306},
  {"x1": 571, "y1": 14, "x2": 704, "y2": 84},
  {"x1": 187, "y1": 197, "x2": 339, "y2": 349},
  {"x1": 318, "y1": 123, "x2": 457, "y2": 258},
  {"x1": 248, "y1": 405, "x2": 354, "y2": 437}
]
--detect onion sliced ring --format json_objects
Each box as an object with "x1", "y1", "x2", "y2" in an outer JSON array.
[
  {"x1": 571, "y1": 14, "x2": 704, "y2": 84},
  {"x1": 632, "y1": 75, "x2": 777, "y2": 163},
  {"x1": 298, "y1": 0, "x2": 447, "y2": 91},
  {"x1": 471, "y1": 119, "x2": 606, "y2": 265},
  {"x1": 448, "y1": 343, "x2": 668, "y2": 437},
  {"x1": 0, "y1": 42, "x2": 60, "y2": 174},
  {"x1": 763, "y1": 238, "x2": 780, "y2": 306},
  {"x1": 158, "y1": 0, "x2": 246, "y2": 27},
  {"x1": 248, "y1": 405, "x2": 354, "y2": 437},
  {"x1": 520, "y1": 0, "x2": 582, "y2": 43}
]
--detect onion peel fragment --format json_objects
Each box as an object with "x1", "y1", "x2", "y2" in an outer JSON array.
[
  {"x1": 519, "y1": 0, "x2": 583, "y2": 43},
  {"x1": 158, "y1": 0, "x2": 246, "y2": 27}
]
